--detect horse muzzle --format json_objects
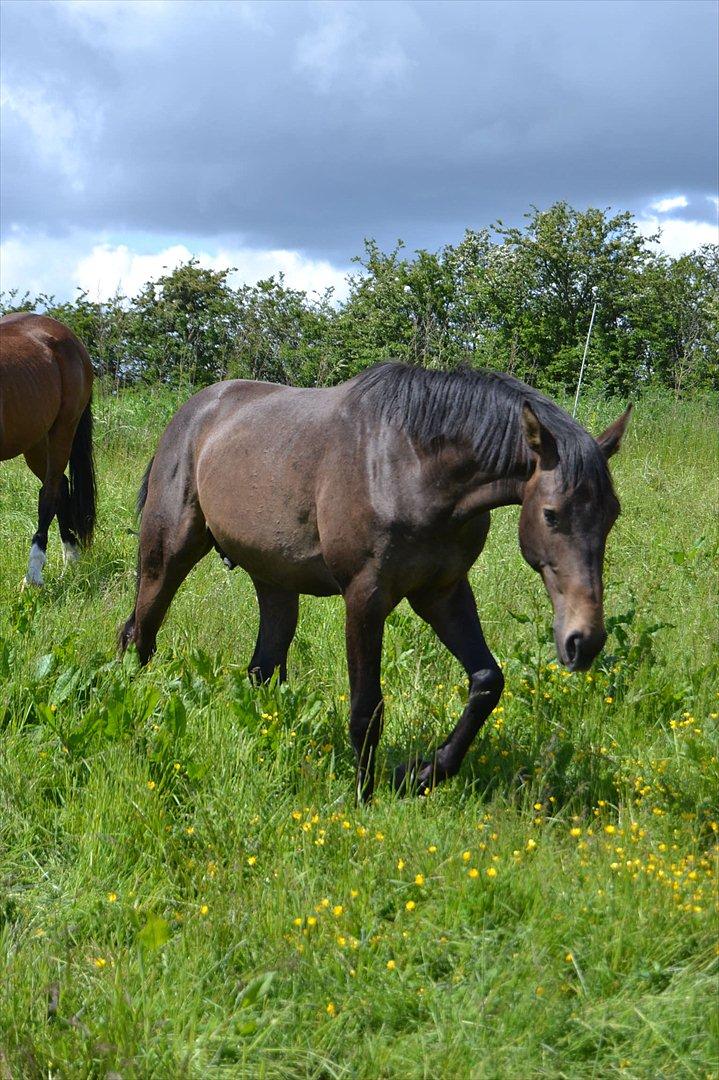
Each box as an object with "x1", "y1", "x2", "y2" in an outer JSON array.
[{"x1": 557, "y1": 626, "x2": 607, "y2": 672}]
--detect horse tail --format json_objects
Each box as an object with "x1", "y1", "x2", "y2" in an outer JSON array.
[
  {"x1": 68, "y1": 397, "x2": 97, "y2": 546},
  {"x1": 137, "y1": 456, "x2": 155, "y2": 518}
]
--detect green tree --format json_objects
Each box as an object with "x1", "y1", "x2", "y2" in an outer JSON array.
[
  {"x1": 632, "y1": 245, "x2": 718, "y2": 393},
  {"x1": 131, "y1": 260, "x2": 240, "y2": 385},
  {"x1": 484, "y1": 203, "x2": 653, "y2": 394}
]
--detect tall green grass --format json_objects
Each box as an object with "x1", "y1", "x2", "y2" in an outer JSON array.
[{"x1": 1, "y1": 386, "x2": 717, "y2": 1079}]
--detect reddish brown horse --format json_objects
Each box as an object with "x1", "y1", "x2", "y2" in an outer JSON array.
[
  {"x1": 121, "y1": 363, "x2": 630, "y2": 801},
  {"x1": 0, "y1": 313, "x2": 96, "y2": 585}
]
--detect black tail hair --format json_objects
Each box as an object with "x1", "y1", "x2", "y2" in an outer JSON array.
[
  {"x1": 137, "y1": 456, "x2": 155, "y2": 518},
  {"x1": 68, "y1": 398, "x2": 97, "y2": 546}
]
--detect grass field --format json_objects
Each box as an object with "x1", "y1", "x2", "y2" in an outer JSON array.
[{"x1": 1, "y1": 385, "x2": 717, "y2": 1079}]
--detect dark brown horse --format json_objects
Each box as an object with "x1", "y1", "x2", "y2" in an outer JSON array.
[
  {"x1": 0, "y1": 313, "x2": 96, "y2": 585},
  {"x1": 120, "y1": 363, "x2": 630, "y2": 801}
]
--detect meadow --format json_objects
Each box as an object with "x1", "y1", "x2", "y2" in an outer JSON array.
[{"x1": 0, "y1": 385, "x2": 717, "y2": 1079}]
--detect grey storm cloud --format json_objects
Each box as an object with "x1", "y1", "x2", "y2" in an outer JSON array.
[{"x1": 1, "y1": 0, "x2": 717, "y2": 259}]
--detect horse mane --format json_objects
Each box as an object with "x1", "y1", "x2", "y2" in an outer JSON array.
[{"x1": 347, "y1": 362, "x2": 613, "y2": 495}]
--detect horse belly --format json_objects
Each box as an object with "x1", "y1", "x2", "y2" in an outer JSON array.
[{"x1": 196, "y1": 430, "x2": 340, "y2": 596}]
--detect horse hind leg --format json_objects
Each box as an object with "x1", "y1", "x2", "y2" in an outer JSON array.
[
  {"x1": 248, "y1": 579, "x2": 299, "y2": 683},
  {"x1": 122, "y1": 501, "x2": 211, "y2": 665},
  {"x1": 22, "y1": 438, "x2": 55, "y2": 586}
]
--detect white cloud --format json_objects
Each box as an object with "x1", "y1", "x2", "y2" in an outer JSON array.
[
  {"x1": 76, "y1": 243, "x2": 350, "y2": 301},
  {"x1": 55, "y1": 0, "x2": 174, "y2": 50},
  {"x1": 637, "y1": 215, "x2": 718, "y2": 258},
  {"x1": 0, "y1": 232, "x2": 350, "y2": 304},
  {"x1": 0, "y1": 83, "x2": 89, "y2": 186},
  {"x1": 650, "y1": 194, "x2": 688, "y2": 214},
  {"x1": 295, "y1": 4, "x2": 411, "y2": 95}
]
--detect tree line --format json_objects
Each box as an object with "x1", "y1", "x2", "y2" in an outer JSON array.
[{"x1": 2, "y1": 203, "x2": 717, "y2": 396}]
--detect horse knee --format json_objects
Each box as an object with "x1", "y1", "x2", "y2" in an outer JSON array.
[{"x1": 469, "y1": 666, "x2": 504, "y2": 707}]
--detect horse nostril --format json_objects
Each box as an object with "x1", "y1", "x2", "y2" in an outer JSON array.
[{"x1": 565, "y1": 632, "x2": 582, "y2": 667}]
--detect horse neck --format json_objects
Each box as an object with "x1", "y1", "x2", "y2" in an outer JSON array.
[{"x1": 433, "y1": 434, "x2": 530, "y2": 519}]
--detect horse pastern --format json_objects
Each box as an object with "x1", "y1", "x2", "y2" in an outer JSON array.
[
  {"x1": 25, "y1": 544, "x2": 46, "y2": 586},
  {"x1": 63, "y1": 542, "x2": 81, "y2": 566}
]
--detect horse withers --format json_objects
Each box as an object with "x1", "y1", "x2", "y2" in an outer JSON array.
[
  {"x1": 0, "y1": 313, "x2": 96, "y2": 585},
  {"x1": 120, "y1": 363, "x2": 630, "y2": 801}
]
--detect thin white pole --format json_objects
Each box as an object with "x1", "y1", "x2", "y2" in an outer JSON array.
[{"x1": 572, "y1": 299, "x2": 597, "y2": 418}]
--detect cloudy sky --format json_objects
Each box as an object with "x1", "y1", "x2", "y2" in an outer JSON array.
[{"x1": 1, "y1": 0, "x2": 717, "y2": 302}]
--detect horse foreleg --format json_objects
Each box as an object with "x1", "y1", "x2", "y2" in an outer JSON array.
[
  {"x1": 400, "y1": 577, "x2": 504, "y2": 793},
  {"x1": 248, "y1": 580, "x2": 299, "y2": 683},
  {"x1": 344, "y1": 577, "x2": 388, "y2": 804}
]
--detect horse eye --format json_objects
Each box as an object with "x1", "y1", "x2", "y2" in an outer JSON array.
[{"x1": 543, "y1": 508, "x2": 559, "y2": 529}]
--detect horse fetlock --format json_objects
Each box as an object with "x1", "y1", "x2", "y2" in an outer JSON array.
[
  {"x1": 469, "y1": 666, "x2": 504, "y2": 703},
  {"x1": 25, "y1": 543, "x2": 46, "y2": 586}
]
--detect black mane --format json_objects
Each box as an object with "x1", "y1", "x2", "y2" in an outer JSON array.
[{"x1": 348, "y1": 362, "x2": 613, "y2": 495}]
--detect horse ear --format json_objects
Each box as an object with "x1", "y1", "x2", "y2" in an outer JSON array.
[
  {"x1": 522, "y1": 403, "x2": 558, "y2": 469},
  {"x1": 596, "y1": 404, "x2": 632, "y2": 459}
]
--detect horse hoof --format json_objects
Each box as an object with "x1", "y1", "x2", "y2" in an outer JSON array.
[{"x1": 393, "y1": 760, "x2": 434, "y2": 797}]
